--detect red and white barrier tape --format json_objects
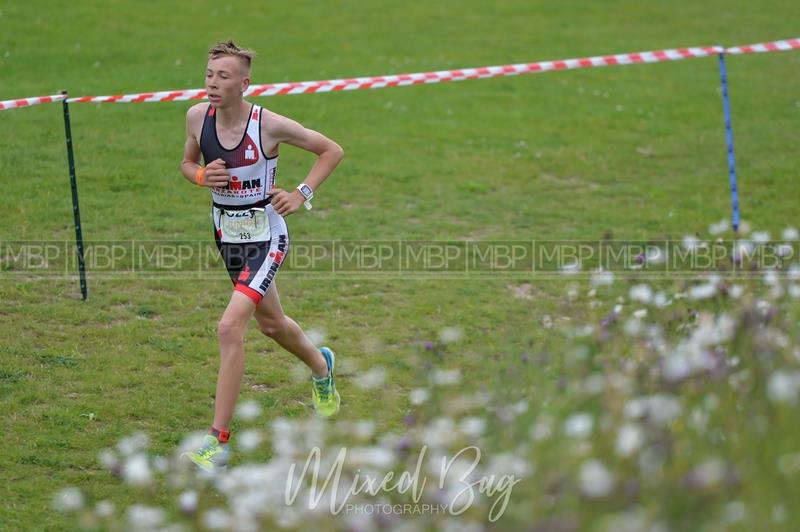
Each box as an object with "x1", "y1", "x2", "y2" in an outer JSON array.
[
  {"x1": 67, "y1": 45, "x2": 724, "y2": 104},
  {"x1": 1, "y1": 38, "x2": 797, "y2": 110},
  {"x1": 0, "y1": 93, "x2": 66, "y2": 111},
  {"x1": 725, "y1": 37, "x2": 800, "y2": 55}
]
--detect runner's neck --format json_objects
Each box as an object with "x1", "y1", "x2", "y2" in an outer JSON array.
[{"x1": 216, "y1": 100, "x2": 252, "y2": 129}]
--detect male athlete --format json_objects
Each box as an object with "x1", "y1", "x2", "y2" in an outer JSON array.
[{"x1": 179, "y1": 41, "x2": 344, "y2": 472}]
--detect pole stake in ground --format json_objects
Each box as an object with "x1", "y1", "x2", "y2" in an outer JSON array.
[
  {"x1": 61, "y1": 90, "x2": 88, "y2": 300},
  {"x1": 717, "y1": 53, "x2": 741, "y2": 233}
]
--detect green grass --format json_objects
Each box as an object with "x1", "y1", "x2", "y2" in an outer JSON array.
[{"x1": 1, "y1": 0, "x2": 799, "y2": 529}]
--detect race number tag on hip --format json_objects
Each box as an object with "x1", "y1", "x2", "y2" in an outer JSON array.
[{"x1": 218, "y1": 208, "x2": 271, "y2": 243}]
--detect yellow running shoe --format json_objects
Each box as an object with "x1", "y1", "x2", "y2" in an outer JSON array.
[
  {"x1": 180, "y1": 435, "x2": 230, "y2": 473},
  {"x1": 311, "y1": 347, "x2": 341, "y2": 417}
]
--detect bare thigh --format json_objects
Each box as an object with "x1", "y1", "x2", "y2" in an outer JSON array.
[{"x1": 253, "y1": 282, "x2": 287, "y2": 334}]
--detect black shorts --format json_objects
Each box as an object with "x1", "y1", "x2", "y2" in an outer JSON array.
[{"x1": 212, "y1": 204, "x2": 289, "y2": 304}]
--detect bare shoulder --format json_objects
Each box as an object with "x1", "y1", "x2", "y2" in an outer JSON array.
[
  {"x1": 261, "y1": 108, "x2": 303, "y2": 137},
  {"x1": 186, "y1": 103, "x2": 208, "y2": 137}
]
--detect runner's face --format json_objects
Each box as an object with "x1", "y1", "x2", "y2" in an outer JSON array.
[{"x1": 205, "y1": 56, "x2": 250, "y2": 108}]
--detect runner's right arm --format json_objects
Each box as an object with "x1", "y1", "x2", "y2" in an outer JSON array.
[{"x1": 180, "y1": 104, "x2": 230, "y2": 187}]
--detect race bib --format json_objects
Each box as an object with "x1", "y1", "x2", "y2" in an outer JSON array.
[{"x1": 217, "y1": 208, "x2": 271, "y2": 243}]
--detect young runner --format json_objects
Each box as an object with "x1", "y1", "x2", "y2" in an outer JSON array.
[{"x1": 179, "y1": 41, "x2": 344, "y2": 472}]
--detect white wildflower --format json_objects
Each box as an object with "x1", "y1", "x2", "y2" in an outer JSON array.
[
  {"x1": 561, "y1": 260, "x2": 581, "y2": 274},
  {"x1": 691, "y1": 457, "x2": 726, "y2": 488},
  {"x1": 728, "y1": 285, "x2": 744, "y2": 299},
  {"x1": 767, "y1": 371, "x2": 800, "y2": 404},
  {"x1": 439, "y1": 327, "x2": 463, "y2": 344},
  {"x1": 564, "y1": 413, "x2": 594, "y2": 438},
  {"x1": 236, "y1": 400, "x2": 262, "y2": 421},
  {"x1": 424, "y1": 417, "x2": 457, "y2": 447},
  {"x1": 583, "y1": 374, "x2": 605, "y2": 395},
  {"x1": 738, "y1": 221, "x2": 751, "y2": 235},
  {"x1": 646, "y1": 246, "x2": 665, "y2": 264},
  {"x1": 615, "y1": 423, "x2": 645, "y2": 457},
  {"x1": 778, "y1": 453, "x2": 800, "y2": 475},
  {"x1": 348, "y1": 446, "x2": 395, "y2": 468},
  {"x1": 98, "y1": 448, "x2": 119, "y2": 470},
  {"x1": 306, "y1": 328, "x2": 326, "y2": 346},
  {"x1": 432, "y1": 369, "x2": 461, "y2": 386},
  {"x1": 95, "y1": 500, "x2": 115, "y2": 518},
  {"x1": 237, "y1": 429, "x2": 263, "y2": 451},
  {"x1": 511, "y1": 400, "x2": 529, "y2": 414},
  {"x1": 202, "y1": 508, "x2": 232, "y2": 530},
  {"x1": 530, "y1": 415, "x2": 554, "y2": 442},
  {"x1": 117, "y1": 431, "x2": 149, "y2": 456},
  {"x1": 357, "y1": 366, "x2": 387, "y2": 389},
  {"x1": 772, "y1": 504, "x2": 788, "y2": 523},
  {"x1": 409, "y1": 387, "x2": 430, "y2": 406},
  {"x1": 623, "y1": 318, "x2": 642, "y2": 337},
  {"x1": 629, "y1": 284, "x2": 653, "y2": 304},
  {"x1": 127, "y1": 505, "x2": 165, "y2": 530},
  {"x1": 633, "y1": 309, "x2": 647, "y2": 319},
  {"x1": 123, "y1": 453, "x2": 153, "y2": 487},
  {"x1": 682, "y1": 235, "x2": 703, "y2": 251},
  {"x1": 178, "y1": 491, "x2": 198, "y2": 514},
  {"x1": 653, "y1": 291, "x2": 669, "y2": 307},
  {"x1": 352, "y1": 420, "x2": 376, "y2": 441},
  {"x1": 591, "y1": 270, "x2": 615, "y2": 287},
  {"x1": 782, "y1": 227, "x2": 799, "y2": 241},
  {"x1": 709, "y1": 219, "x2": 729, "y2": 235},
  {"x1": 752, "y1": 231, "x2": 771, "y2": 244},
  {"x1": 488, "y1": 453, "x2": 534, "y2": 478},
  {"x1": 723, "y1": 501, "x2": 747, "y2": 524},
  {"x1": 777, "y1": 244, "x2": 794, "y2": 258},
  {"x1": 459, "y1": 416, "x2": 487, "y2": 438},
  {"x1": 52, "y1": 487, "x2": 84, "y2": 512},
  {"x1": 579, "y1": 460, "x2": 615, "y2": 498},
  {"x1": 688, "y1": 283, "x2": 717, "y2": 300},
  {"x1": 624, "y1": 394, "x2": 681, "y2": 426}
]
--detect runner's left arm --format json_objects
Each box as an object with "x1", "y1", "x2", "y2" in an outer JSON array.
[{"x1": 267, "y1": 115, "x2": 344, "y2": 216}]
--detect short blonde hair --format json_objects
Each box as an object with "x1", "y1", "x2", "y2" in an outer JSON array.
[{"x1": 208, "y1": 40, "x2": 256, "y2": 74}]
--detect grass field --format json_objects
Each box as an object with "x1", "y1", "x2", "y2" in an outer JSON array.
[{"x1": 2, "y1": 0, "x2": 800, "y2": 530}]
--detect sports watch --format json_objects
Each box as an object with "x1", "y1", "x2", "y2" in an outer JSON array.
[{"x1": 296, "y1": 183, "x2": 314, "y2": 210}]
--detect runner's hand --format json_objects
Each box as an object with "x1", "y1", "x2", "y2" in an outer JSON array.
[
  {"x1": 270, "y1": 187, "x2": 304, "y2": 217},
  {"x1": 203, "y1": 158, "x2": 230, "y2": 187}
]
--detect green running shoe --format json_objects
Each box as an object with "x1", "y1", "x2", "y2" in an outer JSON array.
[
  {"x1": 312, "y1": 347, "x2": 341, "y2": 417},
  {"x1": 180, "y1": 435, "x2": 230, "y2": 473}
]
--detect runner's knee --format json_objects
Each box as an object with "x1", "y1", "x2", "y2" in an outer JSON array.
[
  {"x1": 258, "y1": 316, "x2": 288, "y2": 338},
  {"x1": 218, "y1": 317, "x2": 246, "y2": 344}
]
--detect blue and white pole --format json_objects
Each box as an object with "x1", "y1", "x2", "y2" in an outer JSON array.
[{"x1": 718, "y1": 52, "x2": 741, "y2": 232}]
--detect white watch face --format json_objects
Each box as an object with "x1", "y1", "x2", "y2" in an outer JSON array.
[{"x1": 299, "y1": 184, "x2": 313, "y2": 199}]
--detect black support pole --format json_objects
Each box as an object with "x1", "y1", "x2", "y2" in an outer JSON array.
[{"x1": 61, "y1": 90, "x2": 88, "y2": 300}]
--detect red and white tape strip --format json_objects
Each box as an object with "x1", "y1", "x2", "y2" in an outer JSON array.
[
  {"x1": 66, "y1": 45, "x2": 724, "y2": 104},
  {"x1": 67, "y1": 88, "x2": 208, "y2": 104},
  {"x1": 1, "y1": 38, "x2": 797, "y2": 110},
  {"x1": 725, "y1": 37, "x2": 800, "y2": 55},
  {"x1": 0, "y1": 93, "x2": 66, "y2": 111}
]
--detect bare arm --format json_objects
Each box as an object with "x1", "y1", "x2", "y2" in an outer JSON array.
[
  {"x1": 180, "y1": 104, "x2": 230, "y2": 187},
  {"x1": 266, "y1": 114, "x2": 344, "y2": 216}
]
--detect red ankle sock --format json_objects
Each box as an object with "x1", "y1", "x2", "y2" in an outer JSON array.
[{"x1": 209, "y1": 427, "x2": 230, "y2": 443}]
